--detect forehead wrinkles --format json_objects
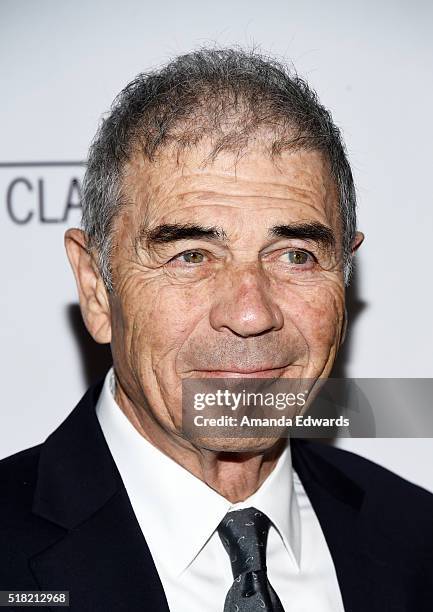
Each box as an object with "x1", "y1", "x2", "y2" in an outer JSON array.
[{"x1": 118, "y1": 146, "x2": 340, "y2": 238}]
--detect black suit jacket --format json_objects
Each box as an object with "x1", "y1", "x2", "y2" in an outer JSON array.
[{"x1": 1, "y1": 378, "x2": 433, "y2": 611}]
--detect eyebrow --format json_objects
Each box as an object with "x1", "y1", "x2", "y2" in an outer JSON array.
[
  {"x1": 269, "y1": 222, "x2": 336, "y2": 251},
  {"x1": 141, "y1": 223, "x2": 228, "y2": 247}
]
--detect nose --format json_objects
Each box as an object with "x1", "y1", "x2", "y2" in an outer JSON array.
[{"x1": 209, "y1": 264, "x2": 284, "y2": 337}]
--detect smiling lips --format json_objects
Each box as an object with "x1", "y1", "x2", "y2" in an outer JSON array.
[{"x1": 191, "y1": 365, "x2": 291, "y2": 378}]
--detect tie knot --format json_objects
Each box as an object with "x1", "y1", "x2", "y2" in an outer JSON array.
[{"x1": 218, "y1": 507, "x2": 270, "y2": 578}]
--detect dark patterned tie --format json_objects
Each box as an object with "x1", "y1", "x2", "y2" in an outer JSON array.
[{"x1": 218, "y1": 507, "x2": 285, "y2": 611}]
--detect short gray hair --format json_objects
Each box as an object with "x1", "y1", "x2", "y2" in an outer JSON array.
[{"x1": 81, "y1": 47, "x2": 357, "y2": 292}]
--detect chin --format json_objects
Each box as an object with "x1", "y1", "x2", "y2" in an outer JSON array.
[{"x1": 188, "y1": 435, "x2": 283, "y2": 454}]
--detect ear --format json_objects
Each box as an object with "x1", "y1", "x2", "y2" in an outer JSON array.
[
  {"x1": 340, "y1": 231, "x2": 364, "y2": 345},
  {"x1": 64, "y1": 228, "x2": 112, "y2": 344},
  {"x1": 351, "y1": 230, "x2": 365, "y2": 254},
  {"x1": 340, "y1": 305, "x2": 348, "y2": 345}
]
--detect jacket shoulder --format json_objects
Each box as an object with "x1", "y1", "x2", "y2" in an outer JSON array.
[
  {"x1": 302, "y1": 440, "x2": 433, "y2": 508},
  {"x1": 0, "y1": 378, "x2": 105, "y2": 514},
  {"x1": 0, "y1": 445, "x2": 68, "y2": 586},
  {"x1": 0, "y1": 444, "x2": 43, "y2": 520}
]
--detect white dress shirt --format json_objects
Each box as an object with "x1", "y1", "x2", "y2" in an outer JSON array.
[{"x1": 95, "y1": 367, "x2": 345, "y2": 612}]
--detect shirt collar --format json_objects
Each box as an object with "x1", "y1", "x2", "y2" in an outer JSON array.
[{"x1": 96, "y1": 367, "x2": 301, "y2": 576}]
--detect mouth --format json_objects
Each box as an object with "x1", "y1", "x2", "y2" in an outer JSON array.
[{"x1": 189, "y1": 365, "x2": 290, "y2": 378}]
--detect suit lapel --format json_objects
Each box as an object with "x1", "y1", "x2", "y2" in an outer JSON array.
[
  {"x1": 30, "y1": 379, "x2": 170, "y2": 612},
  {"x1": 291, "y1": 439, "x2": 414, "y2": 612}
]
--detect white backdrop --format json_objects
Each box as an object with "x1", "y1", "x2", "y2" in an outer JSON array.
[{"x1": 1, "y1": 0, "x2": 432, "y2": 490}]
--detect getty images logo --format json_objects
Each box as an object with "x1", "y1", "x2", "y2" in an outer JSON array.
[{"x1": 1, "y1": 160, "x2": 85, "y2": 224}]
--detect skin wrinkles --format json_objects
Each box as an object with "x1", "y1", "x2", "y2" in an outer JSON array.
[{"x1": 65, "y1": 140, "x2": 364, "y2": 502}]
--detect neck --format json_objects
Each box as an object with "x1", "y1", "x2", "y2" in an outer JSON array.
[{"x1": 114, "y1": 376, "x2": 287, "y2": 503}]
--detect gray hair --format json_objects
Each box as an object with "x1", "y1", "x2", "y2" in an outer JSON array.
[{"x1": 81, "y1": 47, "x2": 357, "y2": 292}]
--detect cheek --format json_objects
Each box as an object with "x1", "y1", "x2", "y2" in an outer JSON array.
[
  {"x1": 153, "y1": 284, "x2": 206, "y2": 335},
  {"x1": 116, "y1": 281, "x2": 210, "y2": 366},
  {"x1": 282, "y1": 283, "x2": 344, "y2": 349}
]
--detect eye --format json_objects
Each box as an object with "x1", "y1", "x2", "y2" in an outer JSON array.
[
  {"x1": 283, "y1": 250, "x2": 314, "y2": 265},
  {"x1": 176, "y1": 250, "x2": 205, "y2": 264}
]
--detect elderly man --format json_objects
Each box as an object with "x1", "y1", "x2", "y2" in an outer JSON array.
[{"x1": 1, "y1": 48, "x2": 432, "y2": 611}]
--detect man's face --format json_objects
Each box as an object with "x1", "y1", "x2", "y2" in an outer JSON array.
[{"x1": 107, "y1": 143, "x2": 349, "y2": 448}]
